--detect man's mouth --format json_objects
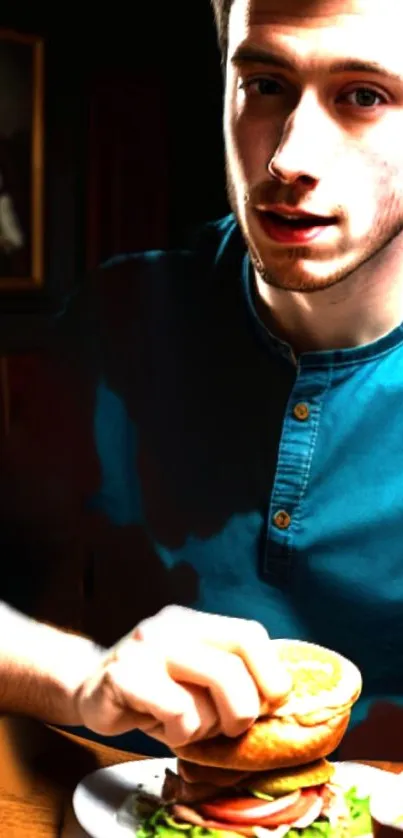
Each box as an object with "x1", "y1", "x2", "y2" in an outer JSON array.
[
  {"x1": 260, "y1": 211, "x2": 337, "y2": 229},
  {"x1": 254, "y1": 209, "x2": 339, "y2": 245}
]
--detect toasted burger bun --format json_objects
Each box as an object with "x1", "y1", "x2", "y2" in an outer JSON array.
[{"x1": 174, "y1": 639, "x2": 362, "y2": 771}]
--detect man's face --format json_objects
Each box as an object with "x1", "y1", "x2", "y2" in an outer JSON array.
[{"x1": 224, "y1": 0, "x2": 403, "y2": 292}]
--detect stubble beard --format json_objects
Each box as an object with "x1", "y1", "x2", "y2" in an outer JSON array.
[{"x1": 224, "y1": 156, "x2": 403, "y2": 295}]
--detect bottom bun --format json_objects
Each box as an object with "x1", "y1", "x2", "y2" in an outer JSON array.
[{"x1": 174, "y1": 709, "x2": 350, "y2": 771}]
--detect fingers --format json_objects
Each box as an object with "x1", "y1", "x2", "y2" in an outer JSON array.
[
  {"x1": 154, "y1": 685, "x2": 219, "y2": 746},
  {"x1": 188, "y1": 612, "x2": 292, "y2": 705},
  {"x1": 166, "y1": 643, "x2": 261, "y2": 737},
  {"x1": 80, "y1": 606, "x2": 292, "y2": 747},
  {"x1": 130, "y1": 690, "x2": 221, "y2": 748},
  {"x1": 78, "y1": 640, "x2": 219, "y2": 747},
  {"x1": 226, "y1": 622, "x2": 293, "y2": 708},
  {"x1": 108, "y1": 642, "x2": 205, "y2": 741},
  {"x1": 136, "y1": 606, "x2": 292, "y2": 709}
]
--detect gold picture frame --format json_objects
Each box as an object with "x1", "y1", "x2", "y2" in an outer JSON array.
[{"x1": 0, "y1": 30, "x2": 44, "y2": 290}]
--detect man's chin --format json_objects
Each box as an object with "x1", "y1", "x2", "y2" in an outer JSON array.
[
  {"x1": 257, "y1": 275, "x2": 336, "y2": 294},
  {"x1": 250, "y1": 252, "x2": 338, "y2": 294},
  {"x1": 249, "y1": 241, "x2": 356, "y2": 294},
  {"x1": 259, "y1": 269, "x2": 352, "y2": 294}
]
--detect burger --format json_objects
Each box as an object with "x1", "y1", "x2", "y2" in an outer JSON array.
[{"x1": 135, "y1": 640, "x2": 370, "y2": 838}]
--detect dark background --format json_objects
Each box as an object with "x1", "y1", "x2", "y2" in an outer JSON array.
[
  {"x1": 1, "y1": 3, "x2": 229, "y2": 291},
  {"x1": 0, "y1": 3, "x2": 232, "y2": 646}
]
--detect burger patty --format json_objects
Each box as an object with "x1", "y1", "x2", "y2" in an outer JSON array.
[
  {"x1": 162, "y1": 768, "x2": 223, "y2": 804},
  {"x1": 162, "y1": 767, "x2": 252, "y2": 805},
  {"x1": 178, "y1": 760, "x2": 251, "y2": 787}
]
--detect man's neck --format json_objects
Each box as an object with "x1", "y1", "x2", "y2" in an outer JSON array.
[{"x1": 253, "y1": 250, "x2": 403, "y2": 356}]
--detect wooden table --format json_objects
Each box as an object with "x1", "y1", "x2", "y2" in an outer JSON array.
[
  {"x1": 0, "y1": 716, "x2": 143, "y2": 837},
  {"x1": 0, "y1": 715, "x2": 402, "y2": 838}
]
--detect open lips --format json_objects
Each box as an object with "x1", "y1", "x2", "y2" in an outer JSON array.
[{"x1": 261, "y1": 211, "x2": 337, "y2": 228}]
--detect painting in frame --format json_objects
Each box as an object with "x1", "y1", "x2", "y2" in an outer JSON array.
[{"x1": 0, "y1": 29, "x2": 44, "y2": 291}]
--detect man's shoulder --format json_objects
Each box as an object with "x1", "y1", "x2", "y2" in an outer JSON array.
[
  {"x1": 96, "y1": 213, "x2": 245, "y2": 283},
  {"x1": 60, "y1": 213, "x2": 244, "y2": 325},
  {"x1": 56, "y1": 213, "x2": 246, "y2": 366}
]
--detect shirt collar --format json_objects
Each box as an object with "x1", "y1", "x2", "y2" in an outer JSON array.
[{"x1": 241, "y1": 253, "x2": 403, "y2": 369}]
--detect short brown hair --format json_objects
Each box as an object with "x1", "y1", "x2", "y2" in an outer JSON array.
[{"x1": 210, "y1": 0, "x2": 234, "y2": 62}]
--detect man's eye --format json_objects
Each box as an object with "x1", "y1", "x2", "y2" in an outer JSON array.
[
  {"x1": 337, "y1": 87, "x2": 387, "y2": 108},
  {"x1": 239, "y1": 77, "x2": 284, "y2": 96}
]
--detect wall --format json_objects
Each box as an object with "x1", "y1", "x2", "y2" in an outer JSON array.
[{"x1": 0, "y1": 3, "x2": 230, "y2": 643}]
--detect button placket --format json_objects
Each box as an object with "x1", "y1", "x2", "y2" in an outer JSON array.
[{"x1": 264, "y1": 365, "x2": 332, "y2": 586}]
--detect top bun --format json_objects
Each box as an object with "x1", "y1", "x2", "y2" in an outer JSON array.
[{"x1": 173, "y1": 639, "x2": 362, "y2": 772}]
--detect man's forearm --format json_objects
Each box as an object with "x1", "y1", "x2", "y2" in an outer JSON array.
[{"x1": 0, "y1": 603, "x2": 105, "y2": 725}]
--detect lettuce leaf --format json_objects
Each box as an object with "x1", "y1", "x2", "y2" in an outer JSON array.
[
  {"x1": 344, "y1": 786, "x2": 371, "y2": 837},
  {"x1": 287, "y1": 787, "x2": 371, "y2": 838},
  {"x1": 136, "y1": 806, "x2": 240, "y2": 838},
  {"x1": 134, "y1": 787, "x2": 371, "y2": 838}
]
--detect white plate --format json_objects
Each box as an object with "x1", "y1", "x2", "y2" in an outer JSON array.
[{"x1": 73, "y1": 757, "x2": 390, "y2": 838}]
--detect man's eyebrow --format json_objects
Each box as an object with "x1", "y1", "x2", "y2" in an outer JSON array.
[{"x1": 230, "y1": 46, "x2": 403, "y2": 83}]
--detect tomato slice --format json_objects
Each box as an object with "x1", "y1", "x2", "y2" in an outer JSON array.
[
  {"x1": 199, "y1": 790, "x2": 301, "y2": 825},
  {"x1": 257, "y1": 790, "x2": 320, "y2": 827},
  {"x1": 199, "y1": 789, "x2": 321, "y2": 829}
]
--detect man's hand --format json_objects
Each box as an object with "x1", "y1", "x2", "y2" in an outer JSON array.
[{"x1": 75, "y1": 606, "x2": 292, "y2": 749}]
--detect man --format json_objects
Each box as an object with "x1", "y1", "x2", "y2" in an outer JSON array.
[{"x1": 3, "y1": 0, "x2": 403, "y2": 758}]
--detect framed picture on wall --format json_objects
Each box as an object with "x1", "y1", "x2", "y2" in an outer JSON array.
[{"x1": 0, "y1": 30, "x2": 44, "y2": 290}]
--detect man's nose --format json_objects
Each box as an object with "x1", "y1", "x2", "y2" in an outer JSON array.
[{"x1": 268, "y1": 90, "x2": 338, "y2": 185}]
